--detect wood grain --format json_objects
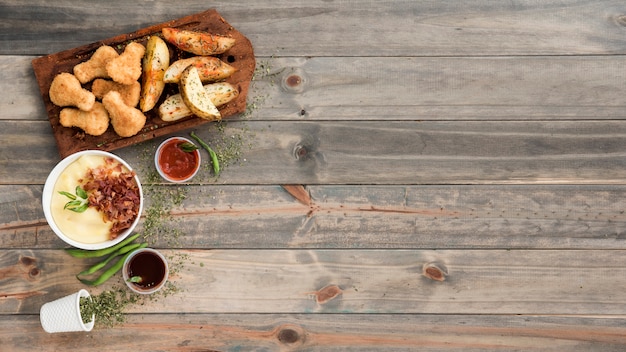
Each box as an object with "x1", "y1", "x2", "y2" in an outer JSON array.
[
  {"x1": 6, "y1": 55, "x2": 626, "y2": 122},
  {"x1": 2, "y1": 1, "x2": 626, "y2": 350},
  {"x1": 2, "y1": 120, "x2": 626, "y2": 185},
  {"x1": 3, "y1": 184, "x2": 626, "y2": 250},
  {"x1": 2, "y1": 1, "x2": 626, "y2": 57},
  {"x1": 3, "y1": 249, "x2": 626, "y2": 315},
  {"x1": 3, "y1": 314, "x2": 626, "y2": 351}
]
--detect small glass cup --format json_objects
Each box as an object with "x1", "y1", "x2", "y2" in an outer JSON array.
[{"x1": 122, "y1": 248, "x2": 169, "y2": 295}]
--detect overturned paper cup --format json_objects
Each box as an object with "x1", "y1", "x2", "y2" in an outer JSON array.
[{"x1": 40, "y1": 289, "x2": 94, "y2": 333}]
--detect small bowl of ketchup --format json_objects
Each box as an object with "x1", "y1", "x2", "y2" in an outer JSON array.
[{"x1": 155, "y1": 137, "x2": 201, "y2": 183}]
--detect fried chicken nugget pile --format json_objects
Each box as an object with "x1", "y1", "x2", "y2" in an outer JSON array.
[{"x1": 48, "y1": 42, "x2": 147, "y2": 137}]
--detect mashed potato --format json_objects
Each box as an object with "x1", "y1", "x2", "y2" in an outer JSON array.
[{"x1": 50, "y1": 155, "x2": 120, "y2": 244}]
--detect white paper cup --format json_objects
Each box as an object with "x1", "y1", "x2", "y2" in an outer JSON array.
[{"x1": 40, "y1": 289, "x2": 94, "y2": 333}]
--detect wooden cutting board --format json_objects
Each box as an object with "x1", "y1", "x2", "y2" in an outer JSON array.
[{"x1": 32, "y1": 9, "x2": 255, "y2": 158}]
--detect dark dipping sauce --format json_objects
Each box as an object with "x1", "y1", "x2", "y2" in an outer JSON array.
[
  {"x1": 158, "y1": 139, "x2": 199, "y2": 181},
  {"x1": 128, "y1": 251, "x2": 167, "y2": 289}
]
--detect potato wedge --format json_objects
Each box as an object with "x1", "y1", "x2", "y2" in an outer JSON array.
[
  {"x1": 162, "y1": 27, "x2": 235, "y2": 56},
  {"x1": 139, "y1": 36, "x2": 170, "y2": 112},
  {"x1": 179, "y1": 66, "x2": 221, "y2": 121},
  {"x1": 159, "y1": 82, "x2": 239, "y2": 122},
  {"x1": 163, "y1": 56, "x2": 236, "y2": 84}
]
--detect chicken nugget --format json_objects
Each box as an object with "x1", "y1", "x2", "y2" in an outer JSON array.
[
  {"x1": 92, "y1": 79, "x2": 141, "y2": 107},
  {"x1": 73, "y1": 45, "x2": 119, "y2": 84},
  {"x1": 59, "y1": 102, "x2": 110, "y2": 136},
  {"x1": 102, "y1": 91, "x2": 146, "y2": 137},
  {"x1": 106, "y1": 42, "x2": 145, "y2": 85},
  {"x1": 49, "y1": 72, "x2": 95, "y2": 111}
]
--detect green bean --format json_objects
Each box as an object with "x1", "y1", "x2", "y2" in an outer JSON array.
[
  {"x1": 190, "y1": 131, "x2": 220, "y2": 176},
  {"x1": 65, "y1": 233, "x2": 141, "y2": 258},
  {"x1": 76, "y1": 242, "x2": 145, "y2": 277},
  {"x1": 78, "y1": 244, "x2": 147, "y2": 286}
]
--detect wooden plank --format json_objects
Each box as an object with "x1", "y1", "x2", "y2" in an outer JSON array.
[
  {"x1": 0, "y1": 56, "x2": 45, "y2": 119},
  {"x1": 5, "y1": 55, "x2": 626, "y2": 122},
  {"x1": 2, "y1": 313, "x2": 626, "y2": 351},
  {"x1": 2, "y1": 1, "x2": 626, "y2": 56},
  {"x1": 254, "y1": 56, "x2": 626, "y2": 121},
  {"x1": 3, "y1": 249, "x2": 626, "y2": 315},
  {"x1": 4, "y1": 184, "x2": 626, "y2": 250},
  {"x1": 3, "y1": 120, "x2": 626, "y2": 185}
]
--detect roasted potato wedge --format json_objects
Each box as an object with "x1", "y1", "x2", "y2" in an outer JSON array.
[
  {"x1": 159, "y1": 82, "x2": 238, "y2": 122},
  {"x1": 179, "y1": 66, "x2": 221, "y2": 121},
  {"x1": 139, "y1": 36, "x2": 170, "y2": 112},
  {"x1": 163, "y1": 56, "x2": 235, "y2": 84},
  {"x1": 162, "y1": 27, "x2": 235, "y2": 56}
]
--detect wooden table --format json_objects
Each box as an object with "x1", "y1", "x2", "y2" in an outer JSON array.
[{"x1": 2, "y1": 1, "x2": 626, "y2": 350}]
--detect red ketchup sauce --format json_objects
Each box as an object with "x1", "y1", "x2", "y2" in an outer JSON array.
[{"x1": 157, "y1": 139, "x2": 199, "y2": 181}]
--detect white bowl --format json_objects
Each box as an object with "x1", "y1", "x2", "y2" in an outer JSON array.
[
  {"x1": 42, "y1": 150, "x2": 143, "y2": 250},
  {"x1": 155, "y1": 137, "x2": 201, "y2": 183}
]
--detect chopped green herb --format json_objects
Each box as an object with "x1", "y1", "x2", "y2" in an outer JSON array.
[{"x1": 79, "y1": 288, "x2": 139, "y2": 328}]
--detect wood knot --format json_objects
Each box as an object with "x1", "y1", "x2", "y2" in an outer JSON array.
[
  {"x1": 614, "y1": 14, "x2": 626, "y2": 26},
  {"x1": 19, "y1": 256, "x2": 36, "y2": 266},
  {"x1": 293, "y1": 144, "x2": 309, "y2": 160},
  {"x1": 3, "y1": 256, "x2": 41, "y2": 282},
  {"x1": 311, "y1": 284, "x2": 343, "y2": 304},
  {"x1": 278, "y1": 328, "x2": 299, "y2": 343},
  {"x1": 29, "y1": 267, "x2": 41, "y2": 278},
  {"x1": 274, "y1": 324, "x2": 306, "y2": 348},
  {"x1": 281, "y1": 68, "x2": 307, "y2": 94},
  {"x1": 21, "y1": 256, "x2": 41, "y2": 280},
  {"x1": 422, "y1": 262, "x2": 448, "y2": 281},
  {"x1": 286, "y1": 75, "x2": 302, "y2": 87}
]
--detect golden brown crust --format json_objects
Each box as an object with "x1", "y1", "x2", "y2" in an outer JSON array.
[
  {"x1": 92, "y1": 79, "x2": 141, "y2": 107},
  {"x1": 102, "y1": 91, "x2": 146, "y2": 137},
  {"x1": 106, "y1": 42, "x2": 146, "y2": 85},
  {"x1": 49, "y1": 72, "x2": 95, "y2": 111},
  {"x1": 73, "y1": 45, "x2": 119, "y2": 84},
  {"x1": 59, "y1": 102, "x2": 110, "y2": 136}
]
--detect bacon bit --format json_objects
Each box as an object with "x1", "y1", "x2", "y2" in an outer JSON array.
[{"x1": 82, "y1": 157, "x2": 140, "y2": 239}]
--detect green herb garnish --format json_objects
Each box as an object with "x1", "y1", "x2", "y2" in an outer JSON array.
[
  {"x1": 179, "y1": 141, "x2": 199, "y2": 153},
  {"x1": 128, "y1": 276, "x2": 143, "y2": 283},
  {"x1": 59, "y1": 186, "x2": 89, "y2": 213}
]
